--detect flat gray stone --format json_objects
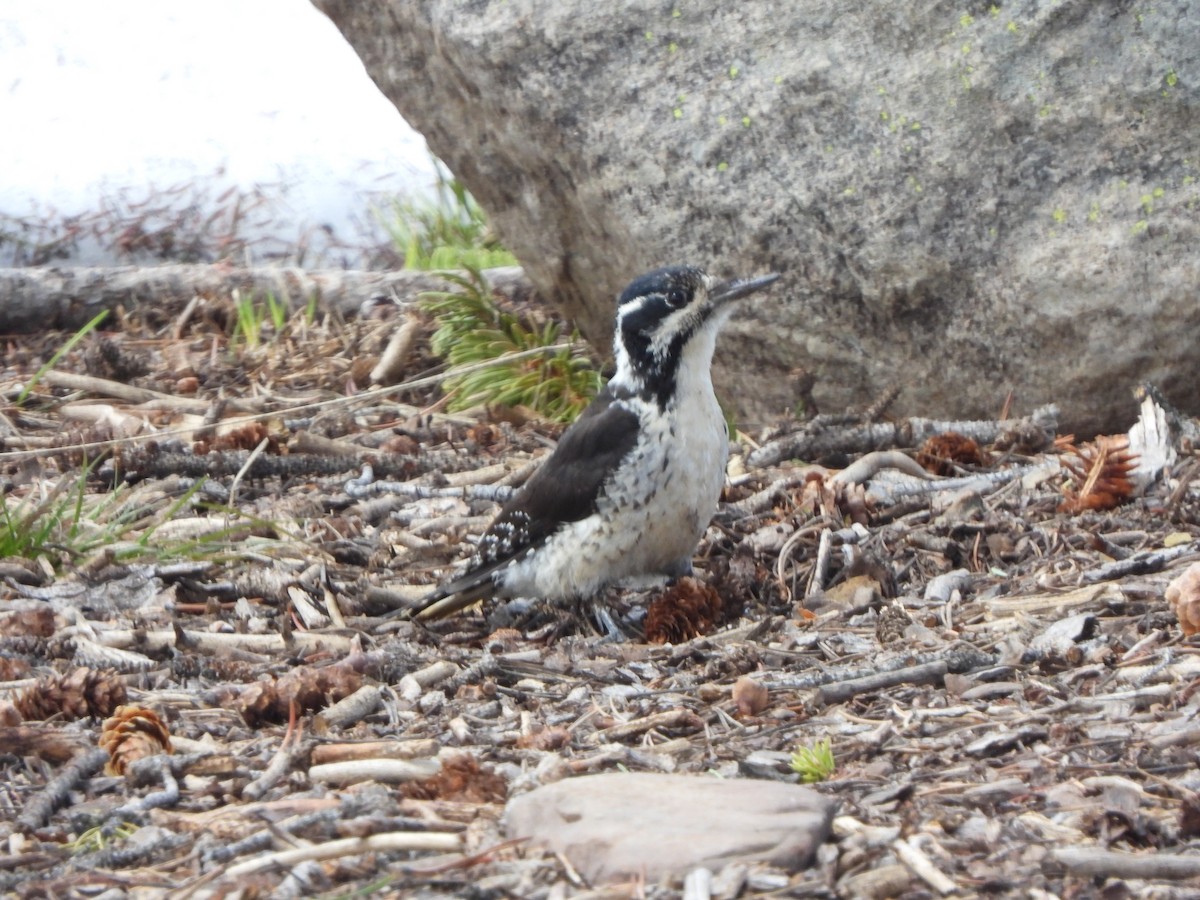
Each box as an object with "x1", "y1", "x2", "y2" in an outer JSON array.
[{"x1": 503, "y1": 772, "x2": 837, "y2": 884}]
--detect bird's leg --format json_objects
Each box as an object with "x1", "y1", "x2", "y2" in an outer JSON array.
[
  {"x1": 504, "y1": 593, "x2": 629, "y2": 642},
  {"x1": 582, "y1": 584, "x2": 646, "y2": 642},
  {"x1": 589, "y1": 600, "x2": 629, "y2": 643}
]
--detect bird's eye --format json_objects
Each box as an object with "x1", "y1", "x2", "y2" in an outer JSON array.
[{"x1": 665, "y1": 287, "x2": 688, "y2": 309}]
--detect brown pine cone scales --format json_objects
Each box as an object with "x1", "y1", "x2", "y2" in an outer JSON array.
[
  {"x1": 13, "y1": 667, "x2": 127, "y2": 721},
  {"x1": 643, "y1": 577, "x2": 727, "y2": 644},
  {"x1": 99, "y1": 705, "x2": 173, "y2": 776}
]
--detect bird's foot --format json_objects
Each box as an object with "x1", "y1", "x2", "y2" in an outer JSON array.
[{"x1": 589, "y1": 601, "x2": 629, "y2": 643}]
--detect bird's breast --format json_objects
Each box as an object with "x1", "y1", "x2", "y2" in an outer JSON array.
[
  {"x1": 498, "y1": 382, "x2": 727, "y2": 601},
  {"x1": 599, "y1": 389, "x2": 727, "y2": 570}
]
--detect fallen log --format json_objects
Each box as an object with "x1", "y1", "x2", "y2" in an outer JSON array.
[{"x1": 0, "y1": 263, "x2": 531, "y2": 332}]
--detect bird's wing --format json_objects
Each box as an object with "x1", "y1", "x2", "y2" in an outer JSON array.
[
  {"x1": 415, "y1": 389, "x2": 641, "y2": 619},
  {"x1": 496, "y1": 388, "x2": 641, "y2": 541}
]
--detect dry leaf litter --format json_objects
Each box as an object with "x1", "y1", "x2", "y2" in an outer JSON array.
[{"x1": 0, "y1": 288, "x2": 1199, "y2": 898}]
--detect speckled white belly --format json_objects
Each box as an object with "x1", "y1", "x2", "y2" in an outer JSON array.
[{"x1": 498, "y1": 381, "x2": 728, "y2": 601}]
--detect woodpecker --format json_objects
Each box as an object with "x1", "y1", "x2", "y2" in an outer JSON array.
[{"x1": 415, "y1": 265, "x2": 780, "y2": 621}]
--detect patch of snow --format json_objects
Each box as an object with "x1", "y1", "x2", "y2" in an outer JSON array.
[{"x1": 0, "y1": 0, "x2": 440, "y2": 266}]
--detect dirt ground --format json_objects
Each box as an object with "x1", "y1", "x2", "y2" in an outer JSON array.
[{"x1": 1, "y1": 285, "x2": 1199, "y2": 899}]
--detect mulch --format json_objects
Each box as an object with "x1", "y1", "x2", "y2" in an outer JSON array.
[{"x1": 1, "y1": 287, "x2": 1199, "y2": 898}]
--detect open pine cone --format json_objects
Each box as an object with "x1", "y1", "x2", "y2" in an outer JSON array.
[
  {"x1": 14, "y1": 667, "x2": 127, "y2": 721},
  {"x1": 644, "y1": 576, "x2": 726, "y2": 644},
  {"x1": 99, "y1": 705, "x2": 173, "y2": 776}
]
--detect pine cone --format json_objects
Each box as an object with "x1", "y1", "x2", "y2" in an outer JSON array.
[
  {"x1": 0, "y1": 606, "x2": 56, "y2": 639},
  {"x1": 916, "y1": 431, "x2": 988, "y2": 475},
  {"x1": 644, "y1": 577, "x2": 726, "y2": 644},
  {"x1": 13, "y1": 668, "x2": 127, "y2": 721},
  {"x1": 99, "y1": 705, "x2": 173, "y2": 776},
  {"x1": 236, "y1": 662, "x2": 363, "y2": 727},
  {"x1": 0, "y1": 657, "x2": 32, "y2": 681}
]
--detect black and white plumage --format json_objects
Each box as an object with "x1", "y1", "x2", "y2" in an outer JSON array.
[{"x1": 415, "y1": 265, "x2": 780, "y2": 621}]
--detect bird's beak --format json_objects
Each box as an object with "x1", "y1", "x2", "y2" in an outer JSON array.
[{"x1": 709, "y1": 272, "x2": 781, "y2": 306}]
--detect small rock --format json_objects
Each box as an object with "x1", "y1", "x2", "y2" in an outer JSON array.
[
  {"x1": 710, "y1": 862, "x2": 749, "y2": 900},
  {"x1": 1166, "y1": 563, "x2": 1200, "y2": 636},
  {"x1": 938, "y1": 490, "x2": 986, "y2": 523},
  {"x1": 738, "y1": 750, "x2": 794, "y2": 781},
  {"x1": 746, "y1": 521, "x2": 794, "y2": 554},
  {"x1": 732, "y1": 676, "x2": 769, "y2": 716},
  {"x1": 924, "y1": 568, "x2": 971, "y2": 604},
  {"x1": 1027, "y1": 612, "x2": 1097, "y2": 655},
  {"x1": 986, "y1": 532, "x2": 1019, "y2": 561},
  {"x1": 821, "y1": 574, "x2": 882, "y2": 611}
]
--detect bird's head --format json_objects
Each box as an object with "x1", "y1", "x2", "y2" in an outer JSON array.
[{"x1": 610, "y1": 265, "x2": 779, "y2": 404}]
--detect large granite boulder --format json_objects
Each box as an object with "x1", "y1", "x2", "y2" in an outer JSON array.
[{"x1": 313, "y1": 0, "x2": 1199, "y2": 434}]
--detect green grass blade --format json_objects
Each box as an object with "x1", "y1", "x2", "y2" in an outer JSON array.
[{"x1": 17, "y1": 309, "x2": 109, "y2": 405}]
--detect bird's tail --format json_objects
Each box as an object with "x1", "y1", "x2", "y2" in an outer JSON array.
[{"x1": 413, "y1": 572, "x2": 496, "y2": 621}]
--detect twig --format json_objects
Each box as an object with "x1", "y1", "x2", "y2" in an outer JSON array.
[
  {"x1": 118, "y1": 448, "x2": 474, "y2": 485},
  {"x1": 369, "y1": 316, "x2": 421, "y2": 386},
  {"x1": 17, "y1": 748, "x2": 109, "y2": 833},
  {"x1": 322, "y1": 579, "x2": 347, "y2": 630},
  {"x1": 172, "y1": 293, "x2": 202, "y2": 340},
  {"x1": 308, "y1": 758, "x2": 441, "y2": 785},
  {"x1": 1078, "y1": 543, "x2": 1198, "y2": 584},
  {"x1": 40, "y1": 370, "x2": 210, "y2": 413},
  {"x1": 924, "y1": 569, "x2": 972, "y2": 604},
  {"x1": 123, "y1": 751, "x2": 219, "y2": 788},
  {"x1": 807, "y1": 529, "x2": 833, "y2": 598},
  {"x1": 863, "y1": 386, "x2": 902, "y2": 423},
  {"x1": 1165, "y1": 456, "x2": 1200, "y2": 521},
  {"x1": 399, "y1": 837, "x2": 527, "y2": 875},
  {"x1": 315, "y1": 685, "x2": 382, "y2": 730},
  {"x1": 107, "y1": 758, "x2": 181, "y2": 821},
  {"x1": 442, "y1": 652, "x2": 502, "y2": 694},
  {"x1": 243, "y1": 728, "x2": 313, "y2": 802},
  {"x1": 94, "y1": 627, "x2": 353, "y2": 655},
  {"x1": 228, "y1": 436, "x2": 270, "y2": 515},
  {"x1": 288, "y1": 584, "x2": 329, "y2": 630},
  {"x1": 1072, "y1": 683, "x2": 1174, "y2": 707},
  {"x1": 589, "y1": 708, "x2": 705, "y2": 744},
  {"x1": 816, "y1": 660, "x2": 948, "y2": 706},
  {"x1": 1147, "y1": 728, "x2": 1200, "y2": 750},
  {"x1": 893, "y1": 836, "x2": 956, "y2": 895},
  {"x1": 748, "y1": 405, "x2": 1059, "y2": 468},
  {"x1": 770, "y1": 644, "x2": 996, "y2": 694},
  {"x1": 0, "y1": 339, "x2": 572, "y2": 465},
  {"x1": 408, "y1": 660, "x2": 460, "y2": 688},
  {"x1": 832, "y1": 450, "x2": 931, "y2": 485},
  {"x1": 866, "y1": 462, "x2": 1052, "y2": 504},
  {"x1": 309, "y1": 739, "x2": 441, "y2": 765},
  {"x1": 0, "y1": 723, "x2": 91, "y2": 764},
  {"x1": 1053, "y1": 847, "x2": 1200, "y2": 879},
  {"x1": 718, "y1": 469, "x2": 821, "y2": 521},
  {"x1": 202, "y1": 807, "x2": 343, "y2": 866},
  {"x1": 498, "y1": 458, "x2": 542, "y2": 488},
  {"x1": 221, "y1": 831, "x2": 463, "y2": 878},
  {"x1": 73, "y1": 827, "x2": 188, "y2": 871},
  {"x1": 345, "y1": 467, "x2": 515, "y2": 503},
  {"x1": 775, "y1": 523, "x2": 824, "y2": 601}
]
